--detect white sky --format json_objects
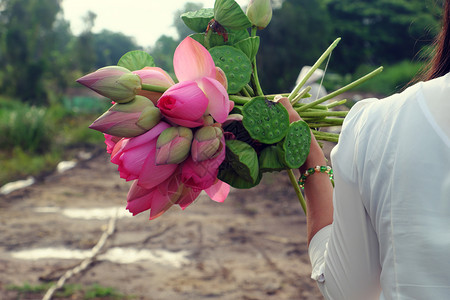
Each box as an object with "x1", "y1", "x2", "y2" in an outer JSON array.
[{"x1": 62, "y1": 0, "x2": 248, "y2": 48}]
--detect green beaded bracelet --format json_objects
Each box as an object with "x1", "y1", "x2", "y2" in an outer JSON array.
[{"x1": 298, "y1": 165, "x2": 334, "y2": 189}]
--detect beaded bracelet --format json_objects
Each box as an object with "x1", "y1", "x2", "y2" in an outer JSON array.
[{"x1": 298, "y1": 166, "x2": 333, "y2": 189}]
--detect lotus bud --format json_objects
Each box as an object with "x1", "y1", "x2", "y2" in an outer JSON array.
[
  {"x1": 89, "y1": 95, "x2": 161, "y2": 137},
  {"x1": 191, "y1": 126, "x2": 224, "y2": 162},
  {"x1": 156, "y1": 127, "x2": 193, "y2": 165},
  {"x1": 246, "y1": 0, "x2": 273, "y2": 29},
  {"x1": 203, "y1": 115, "x2": 214, "y2": 126},
  {"x1": 77, "y1": 66, "x2": 142, "y2": 103}
]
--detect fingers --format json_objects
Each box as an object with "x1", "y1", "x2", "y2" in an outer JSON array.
[{"x1": 276, "y1": 96, "x2": 302, "y2": 123}]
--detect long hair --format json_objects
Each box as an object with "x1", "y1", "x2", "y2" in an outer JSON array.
[{"x1": 422, "y1": 0, "x2": 450, "y2": 80}]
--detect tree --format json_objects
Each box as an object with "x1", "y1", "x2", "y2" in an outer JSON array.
[
  {"x1": 92, "y1": 30, "x2": 141, "y2": 68},
  {"x1": 256, "y1": 0, "x2": 334, "y2": 94},
  {"x1": 322, "y1": 0, "x2": 443, "y2": 73},
  {"x1": 149, "y1": 2, "x2": 204, "y2": 74},
  {"x1": 74, "y1": 11, "x2": 97, "y2": 73},
  {"x1": 173, "y1": 2, "x2": 204, "y2": 41},
  {"x1": 0, "y1": 0, "x2": 62, "y2": 104}
]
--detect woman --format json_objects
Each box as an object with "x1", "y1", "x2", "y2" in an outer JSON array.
[{"x1": 281, "y1": 0, "x2": 450, "y2": 298}]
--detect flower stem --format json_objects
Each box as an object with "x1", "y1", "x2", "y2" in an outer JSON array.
[
  {"x1": 229, "y1": 95, "x2": 251, "y2": 105},
  {"x1": 291, "y1": 86, "x2": 312, "y2": 106},
  {"x1": 287, "y1": 169, "x2": 306, "y2": 214},
  {"x1": 298, "y1": 111, "x2": 348, "y2": 117},
  {"x1": 141, "y1": 83, "x2": 167, "y2": 93},
  {"x1": 303, "y1": 66, "x2": 384, "y2": 109},
  {"x1": 288, "y1": 38, "x2": 341, "y2": 101},
  {"x1": 326, "y1": 99, "x2": 347, "y2": 109},
  {"x1": 249, "y1": 26, "x2": 264, "y2": 96}
]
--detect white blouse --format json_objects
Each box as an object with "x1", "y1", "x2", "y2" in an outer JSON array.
[{"x1": 308, "y1": 73, "x2": 450, "y2": 300}]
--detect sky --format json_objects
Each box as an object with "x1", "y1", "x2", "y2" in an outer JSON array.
[{"x1": 62, "y1": 0, "x2": 248, "y2": 48}]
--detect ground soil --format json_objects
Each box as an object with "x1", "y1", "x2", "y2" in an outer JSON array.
[{"x1": 0, "y1": 142, "x2": 333, "y2": 300}]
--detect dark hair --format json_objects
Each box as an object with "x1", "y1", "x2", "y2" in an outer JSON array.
[{"x1": 422, "y1": 0, "x2": 450, "y2": 80}]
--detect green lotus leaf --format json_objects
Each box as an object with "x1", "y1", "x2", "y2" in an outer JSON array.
[
  {"x1": 209, "y1": 45, "x2": 252, "y2": 94},
  {"x1": 224, "y1": 139, "x2": 259, "y2": 183},
  {"x1": 218, "y1": 164, "x2": 262, "y2": 189},
  {"x1": 214, "y1": 0, "x2": 251, "y2": 30},
  {"x1": 117, "y1": 50, "x2": 155, "y2": 71},
  {"x1": 282, "y1": 120, "x2": 311, "y2": 168},
  {"x1": 226, "y1": 28, "x2": 250, "y2": 44},
  {"x1": 189, "y1": 33, "x2": 227, "y2": 48},
  {"x1": 242, "y1": 97, "x2": 290, "y2": 144},
  {"x1": 234, "y1": 36, "x2": 260, "y2": 61},
  {"x1": 181, "y1": 8, "x2": 214, "y2": 33},
  {"x1": 259, "y1": 145, "x2": 286, "y2": 173}
]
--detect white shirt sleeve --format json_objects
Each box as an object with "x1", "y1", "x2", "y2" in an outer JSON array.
[{"x1": 308, "y1": 99, "x2": 382, "y2": 300}]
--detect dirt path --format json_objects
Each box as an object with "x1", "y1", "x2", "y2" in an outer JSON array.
[{"x1": 0, "y1": 148, "x2": 324, "y2": 300}]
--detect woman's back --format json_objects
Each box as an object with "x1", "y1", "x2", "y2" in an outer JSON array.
[{"x1": 327, "y1": 73, "x2": 450, "y2": 299}]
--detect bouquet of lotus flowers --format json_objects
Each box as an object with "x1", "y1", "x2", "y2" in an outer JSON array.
[{"x1": 77, "y1": 0, "x2": 382, "y2": 219}]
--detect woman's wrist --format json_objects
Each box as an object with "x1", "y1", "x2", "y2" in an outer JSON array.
[{"x1": 300, "y1": 137, "x2": 327, "y2": 173}]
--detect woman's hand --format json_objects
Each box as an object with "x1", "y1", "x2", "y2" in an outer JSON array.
[{"x1": 276, "y1": 96, "x2": 334, "y2": 244}]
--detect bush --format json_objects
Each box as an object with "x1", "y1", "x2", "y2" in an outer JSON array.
[
  {"x1": 0, "y1": 104, "x2": 53, "y2": 153},
  {"x1": 352, "y1": 60, "x2": 424, "y2": 96}
]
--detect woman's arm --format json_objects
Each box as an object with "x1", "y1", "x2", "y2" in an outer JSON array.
[{"x1": 278, "y1": 97, "x2": 333, "y2": 244}]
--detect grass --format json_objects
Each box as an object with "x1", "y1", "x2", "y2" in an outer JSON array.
[
  {"x1": 0, "y1": 95, "x2": 108, "y2": 186},
  {"x1": 324, "y1": 60, "x2": 425, "y2": 97},
  {"x1": 6, "y1": 282, "x2": 132, "y2": 299}
]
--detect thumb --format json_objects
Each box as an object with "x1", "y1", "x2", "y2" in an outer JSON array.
[{"x1": 276, "y1": 96, "x2": 301, "y2": 123}]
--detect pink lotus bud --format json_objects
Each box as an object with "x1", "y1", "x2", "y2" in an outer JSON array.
[
  {"x1": 77, "y1": 66, "x2": 141, "y2": 103},
  {"x1": 191, "y1": 126, "x2": 224, "y2": 162},
  {"x1": 246, "y1": 0, "x2": 273, "y2": 29},
  {"x1": 155, "y1": 127, "x2": 193, "y2": 165},
  {"x1": 89, "y1": 95, "x2": 161, "y2": 137}
]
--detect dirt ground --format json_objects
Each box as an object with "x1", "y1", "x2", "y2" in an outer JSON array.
[{"x1": 0, "y1": 144, "x2": 331, "y2": 300}]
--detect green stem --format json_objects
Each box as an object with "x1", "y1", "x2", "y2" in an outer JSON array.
[
  {"x1": 204, "y1": 28, "x2": 213, "y2": 49},
  {"x1": 291, "y1": 86, "x2": 312, "y2": 106},
  {"x1": 241, "y1": 86, "x2": 251, "y2": 97},
  {"x1": 313, "y1": 135, "x2": 339, "y2": 143},
  {"x1": 229, "y1": 95, "x2": 251, "y2": 105},
  {"x1": 298, "y1": 111, "x2": 348, "y2": 117},
  {"x1": 326, "y1": 99, "x2": 347, "y2": 109},
  {"x1": 251, "y1": 57, "x2": 264, "y2": 96},
  {"x1": 309, "y1": 66, "x2": 384, "y2": 106},
  {"x1": 251, "y1": 26, "x2": 257, "y2": 37},
  {"x1": 141, "y1": 83, "x2": 167, "y2": 93},
  {"x1": 287, "y1": 169, "x2": 306, "y2": 214},
  {"x1": 249, "y1": 26, "x2": 264, "y2": 96},
  {"x1": 244, "y1": 84, "x2": 255, "y2": 97},
  {"x1": 308, "y1": 121, "x2": 344, "y2": 127},
  {"x1": 288, "y1": 38, "x2": 341, "y2": 101}
]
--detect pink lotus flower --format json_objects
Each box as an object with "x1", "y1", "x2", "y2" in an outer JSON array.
[
  {"x1": 133, "y1": 67, "x2": 175, "y2": 105},
  {"x1": 126, "y1": 168, "x2": 229, "y2": 219},
  {"x1": 110, "y1": 121, "x2": 177, "y2": 188},
  {"x1": 181, "y1": 134, "x2": 226, "y2": 191},
  {"x1": 126, "y1": 171, "x2": 184, "y2": 219},
  {"x1": 157, "y1": 80, "x2": 209, "y2": 127},
  {"x1": 104, "y1": 134, "x2": 122, "y2": 154},
  {"x1": 157, "y1": 37, "x2": 231, "y2": 127}
]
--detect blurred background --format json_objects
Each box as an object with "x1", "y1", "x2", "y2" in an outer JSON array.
[
  {"x1": 0, "y1": 1, "x2": 445, "y2": 299},
  {"x1": 0, "y1": 0, "x2": 443, "y2": 187}
]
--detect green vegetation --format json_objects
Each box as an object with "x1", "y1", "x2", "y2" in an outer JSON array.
[
  {"x1": 0, "y1": 0, "x2": 444, "y2": 186},
  {"x1": 7, "y1": 282, "x2": 131, "y2": 299},
  {"x1": 0, "y1": 96, "x2": 108, "y2": 186},
  {"x1": 352, "y1": 60, "x2": 425, "y2": 95}
]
